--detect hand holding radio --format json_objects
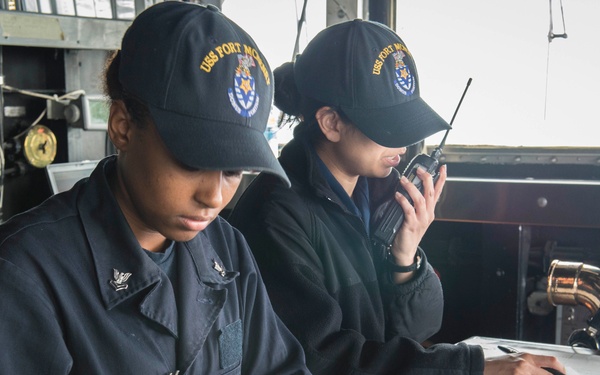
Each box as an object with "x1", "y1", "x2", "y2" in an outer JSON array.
[
  {"x1": 387, "y1": 165, "x2": 447, "y2": 278},
  {"x1": 371, "y1": 78, "x2": 472, "y2": 251}
]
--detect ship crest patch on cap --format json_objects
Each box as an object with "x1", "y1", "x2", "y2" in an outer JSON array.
[
  {"x1": 393, "y1": 50, "x2": 416, "y2": 96},
  {"x1": 228, "y1": 53, "x2": 260, "y2": 118}
]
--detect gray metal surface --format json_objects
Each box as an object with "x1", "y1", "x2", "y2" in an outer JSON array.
[
  {"x1": 0, "y1": 11, "x2": 129, "y2": 50},
  {"x1": 436, "y1": 177, "x2": 600, "y2": 228},
  {"x1": 433, "y1": 145, "x2": 600, "y2": 166},
  {"x1": 64, "y1": 49, "x2": 111, "y2": 161}
]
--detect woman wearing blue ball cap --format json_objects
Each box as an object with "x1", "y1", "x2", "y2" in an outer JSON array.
[
  {"x1": 229, "y1": 19, "x2": 565, "y2": 375},
  {"x1": 0, "y1": 2, "x2": 309, "y2": 374}
]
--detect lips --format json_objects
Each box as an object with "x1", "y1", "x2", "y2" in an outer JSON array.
[
  {"x1": 179, "y1": 215, "x2": 213, "y2": 232},
  {"x1": 384, "y1": 154, "x2": 401, "y2": 167}
]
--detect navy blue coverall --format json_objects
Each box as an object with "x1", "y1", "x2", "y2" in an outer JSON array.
[{"x1": 0, "y1": 156, "x2": 309, "y2": 374}]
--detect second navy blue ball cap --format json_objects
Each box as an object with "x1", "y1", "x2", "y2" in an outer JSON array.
[{"x1": 294, "y1": 19, "x2": 450, "y2": 148}]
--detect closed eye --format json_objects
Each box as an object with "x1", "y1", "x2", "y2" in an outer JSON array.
[{"x1": 223, "y1": 170, "x2": 243, "y2": 178}]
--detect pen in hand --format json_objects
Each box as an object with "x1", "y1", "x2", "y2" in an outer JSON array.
[
  {"x1": 497, "y1": 345, "x2": 565, "y2": 375},
  {"x1": 497, "y1": 345, "x2": 520, "y2": 354}
]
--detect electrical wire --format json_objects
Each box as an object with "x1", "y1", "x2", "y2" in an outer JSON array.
[
  {"x1": 544, "y1": 0, "x2": 568, "y2": 120},
  {"x1": 10, "y1": 108, "x2": 47, "y2": 140},
  {"x1": 292, "y1": 0, "x2": 309, "y2": 60},
  {"x1": 548, "y1": 0, "x2": 568, "y2": 43},
  {"x1": 332, "y1": 0, "x2": 351, "y2": 21},
  {"x1": 1, "y1": 85, "x2": 85, "y2": 101},
  {"x1": 0, "y1": 85, "x2": 86, "y2": 143},
  {"x1": 277, "y1": 0, "x2": 310, "y2": 130},
  {"x1": 0, "y1": 85, "x2": 85, "y2": 218},
  {"x1": 0, "y1": 82, "x2": 85, "y2": 222}
]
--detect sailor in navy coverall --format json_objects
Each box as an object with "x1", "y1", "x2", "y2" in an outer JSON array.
[
  {"x1": 0, "y1": 157, "x2": 307, "y2": 374},
  {"x1": 0, "y1": 2, "x2": 309, "y2": 374}
]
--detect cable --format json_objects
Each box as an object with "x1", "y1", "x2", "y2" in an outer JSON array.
[
  {"x1": 10, "y1": 109, "x2": 47, "y2": 140},
  {"x1": 548, "y1": 0, "x2": 568, "y2": 43},
  {"x1": 332, "y1": 0, "x2": 351, "y2": 21},
  {"x1": 292, "y1": 0, "x2": 309, "y2": 60},
  {"x1": 1, "y1": 85, "x2": 85, "y2": 102},
  {"x1": 544, "y1": 0, "x2": 568, "y2": 120},
  {"x1": 0, "y1": 85, "x2": 86, "y2": 143}
]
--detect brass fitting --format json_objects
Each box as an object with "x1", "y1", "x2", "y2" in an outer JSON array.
[{"x1": 547, "y1": 259, "x2": 600, "y2": 314}]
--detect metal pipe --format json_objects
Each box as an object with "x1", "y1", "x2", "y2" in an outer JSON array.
[
  {"x1": 547, "y1": 259, "x2": 600, "y2": 314},
  {"x1": 368, "y1": 0, "x2": 396, "y2": 29}
]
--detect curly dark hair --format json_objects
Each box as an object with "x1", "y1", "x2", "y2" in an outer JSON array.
[
  {"x1": 103, "y1": 50, "x2": 152, "y2": 127},
  {"x1": 274, "y1": 60, "x2": 355, "y2": 142}
]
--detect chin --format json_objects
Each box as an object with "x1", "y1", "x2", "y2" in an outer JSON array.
[
  {"x1": 167, "y1": 231, "x2": 201, "y2": 243},
  {"x1": 377, "y1": 168, "x2": 395, "y2": 178}
]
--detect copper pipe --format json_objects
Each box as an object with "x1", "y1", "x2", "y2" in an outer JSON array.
[{"x1": 547, "y1": 259, "x2": 600, "y2": 314}]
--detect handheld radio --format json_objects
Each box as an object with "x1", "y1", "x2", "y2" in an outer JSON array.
[{"x1": 371, "y1": 78, "x2": 472, "y2": 248}]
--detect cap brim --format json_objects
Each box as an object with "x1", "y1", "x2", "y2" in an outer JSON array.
[
  {"x1": 148, "y1": 105, "x2": 290, "y2": 187},
  {"x1": 341, "y1": 97, "x2": 451, "y2": 148}
]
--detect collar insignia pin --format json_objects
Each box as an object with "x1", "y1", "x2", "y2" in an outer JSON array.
[
  {"x1": 212, "y1": 259, "x2": 226, "y2": 277},
  {"x1": 110, "y1": 268, "x2": 132, "y2": 291}
]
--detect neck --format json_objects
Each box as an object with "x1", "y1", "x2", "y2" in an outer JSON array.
[
  {"x1": 110, "y1": 160, "x2": 169, "y2": 253},
  {"x1": 315, "y1": 145, "x2": 358, "y2": 198}
]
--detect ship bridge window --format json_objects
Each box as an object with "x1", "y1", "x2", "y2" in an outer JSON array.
[{"x1": 224, "y1": 0, "x2": 599, "y2": 150}]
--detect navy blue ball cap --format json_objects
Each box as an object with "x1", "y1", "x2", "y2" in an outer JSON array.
[
  {"x1": 293, "y1": 19, "x2": 450, "y2": 148},
  {"x1": 119, "y1": 1, "x2": 289, "y2": 186}
]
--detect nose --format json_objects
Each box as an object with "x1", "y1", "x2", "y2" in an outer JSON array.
[
  {"x1": 194, "y1": 171, "x2": 224, "y2": 209},
  {"x1": 398, "y1": 147, "x2": 408, "y2": 155}
]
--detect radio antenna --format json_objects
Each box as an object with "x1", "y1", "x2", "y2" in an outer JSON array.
[
  {"x1": 438, "y1": 77, "x2": 472, "y2": 150},
  {"x1": 430, "y1": 77, "x2": 472, "y2": 161}
]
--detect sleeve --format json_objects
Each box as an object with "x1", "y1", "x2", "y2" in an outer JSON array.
[
  {"x1": 232, "y1": 193, "x2": 482, "y2": 375},
  {"x1": 369, "y1": 170, "x2": 444, "y2": 343},
  {"x1": 0, "y1": 258, "x2": 73, "y2": 374},
  {"x1": 230, "y1": 230, "x2": 310, "y2": 375},
  {"x1": 379, "y1": 249, "x2": 445, "y2": 343}
]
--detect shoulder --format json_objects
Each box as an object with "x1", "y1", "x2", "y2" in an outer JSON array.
[
  {"x1": 231, "y1": 174, "x2": 315, "y2": 236},
  {"x1": 204, "y1": 215, "x2": 245, "y2": 243},
  {"x1": 202, "y1": 216, "x2": 254, "y2": 260},
  {"x1": 230, "y1": 170, "x2": 308, "y2": 220},
  {"x1": 0, "y1": 192, "x2": 79, "y2": 247},
  {"x1": 0, "y1": 191, "x2": 88, "y2": 311},
  {"x1": 0, "y1": 187, "x2": 86, "y2": 273}
]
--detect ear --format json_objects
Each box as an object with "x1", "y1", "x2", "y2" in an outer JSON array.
[
  {"x1": 315, "y1": 106, "x2": 343, "y2": 143},
  {"x1": 107, "y1": 100, "x2": 133, "y2": 151}
]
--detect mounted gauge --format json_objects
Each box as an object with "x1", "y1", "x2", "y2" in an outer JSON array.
[{"x1": 23, "y1": 125, "x2": 57, "y2": 168}]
